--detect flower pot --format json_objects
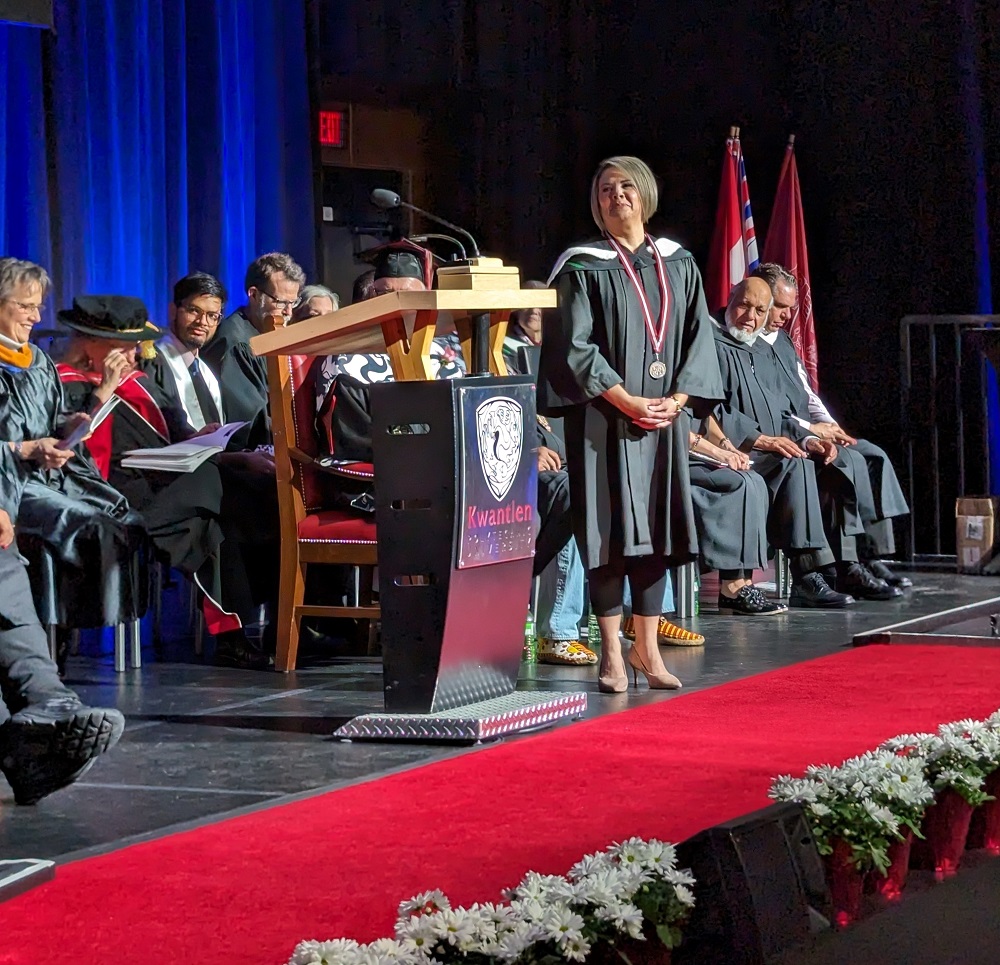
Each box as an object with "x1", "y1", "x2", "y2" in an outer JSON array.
[
  {"x1": 966, "y1": 770, "x2": 1000, "y2": 855},
  {"x1": 911, "y1": 789, "x2": 975, "y2": 880},
  {"x1": 874, "y1": 829, "x2": 913, "y2": 900},
  {"x1": 590, "y1": 937, "x2": 672, "y2": 965},
  {"x1": 823, "y1": 838, "x2": 866, "y2": 928}
]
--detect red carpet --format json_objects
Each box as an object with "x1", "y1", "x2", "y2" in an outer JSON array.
[{"x1": 2, "y1": 644, "x2": 1000, "y2": 965}]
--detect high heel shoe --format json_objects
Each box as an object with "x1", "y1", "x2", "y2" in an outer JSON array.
[
  {"x1": 627, "y1": 646, "x2": 682, "y2": 690},
  {"x1": 597, "y1": 653, "x2": 628, "y2": 693}
]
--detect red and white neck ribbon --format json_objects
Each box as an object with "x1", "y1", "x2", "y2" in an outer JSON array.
[{"x1": 605, "y1": 232, "x2": 670, "y2": 356}]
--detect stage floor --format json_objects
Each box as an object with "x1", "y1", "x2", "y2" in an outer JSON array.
[{"x1": 2, "y1": 571, "x2": 998, "y2": 863}]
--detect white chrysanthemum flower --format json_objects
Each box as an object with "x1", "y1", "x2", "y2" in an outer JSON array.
[
  {"x1": 363, "y1": 938, "x2": 422, "y2": 963},
  {"x1": 541, "y1": 906, "x2": 586, "y2": 942},
  {"x1": 395, "y1": 890, "x2": 451, "y2": 921},
  {"x1": 568, "y1": 852, "x2": 614, "y2": 881},
  {"x1": 808, "y1": 801, "x2": 832, "y2": 818},
  {"x1": 509, "y1": 871, "x2": 576, "y2": 902},
  {"x1": 557, "y1": 933, "x2": 592, "y2": 962},
  {"x1": 661, "y1": 867, "x2": 696, "y2": 887},
  {"x1": 394, "y1": 914, "x2": 437, "y2": 952},
  {"x1": 287, "y1": 939, "x2": 363, "y2": 965},
  {"x1": 674, "y1": 883, "x2": 696, "y2": 907},
  {"x1": 429, "y1": 909, "x2": 478, "y2": 946},
  {"x1": 494, "y1": 921, "x2": 541, "y2": 961},
  {"x1": 511, "y1": 897, "x2": 549, "y2": 923}
]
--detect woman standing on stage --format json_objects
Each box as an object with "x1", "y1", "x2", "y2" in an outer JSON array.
[{"x1": 538, "y1": 156, "x2": 723, "y2": 693}]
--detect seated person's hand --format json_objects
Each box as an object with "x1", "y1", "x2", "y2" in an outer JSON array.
[
  {"x1": 753, "y1": 434, "x2": 807, "y2": 458},
  {"x1": 192, "y1": 422, "x2": 222, "y2": 437},
  {"x1": 804, "y1": 437, "x2": 838, "y2": 465},
  {"x1": 0, "y1": 509, "x2": 14, "y2": 550},
  {"x1": 537, "y1": 445, "x2": 562, "y2": 472},
  {"x1": 22, "y1": 437, "x2": 76, "y2": 470},
  {"x1": 704, "y1": 441, "x2": 750, "y2": 471},
  {"x1": 810, "y1": 422, "x2": 857, "y2": 446}
]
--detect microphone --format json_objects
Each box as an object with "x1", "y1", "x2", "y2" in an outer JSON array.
[
  {"x1": 370, "y1": 188, "x2": 480, "y2": 258},
  {"x1": 411, "y1": 232, "x2": 467, "y2": 261}
]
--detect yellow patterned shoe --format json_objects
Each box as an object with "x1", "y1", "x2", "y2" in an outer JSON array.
[
  {"x1": 621, "y1": 616, "x2": 705, "y2": 647},
  {"x1": 536, "y1": 638, "x2": 599, "y2": 665}
]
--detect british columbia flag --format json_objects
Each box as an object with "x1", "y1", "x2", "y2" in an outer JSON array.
[{"x1": 737, "y1": 140, "x2": 759, "y2": 272}]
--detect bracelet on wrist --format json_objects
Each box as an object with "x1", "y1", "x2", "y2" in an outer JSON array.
[{"x1": 689, "y1": 433, "x2": 703, "y2": 453}]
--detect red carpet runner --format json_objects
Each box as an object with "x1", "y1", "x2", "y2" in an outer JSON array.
[{"x1": 2, "y1": 644, "x2": 1000, "y2": 965}]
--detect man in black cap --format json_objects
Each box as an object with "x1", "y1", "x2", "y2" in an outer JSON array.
[{"x1": 0, "y1": 443, "x2": 125, "y2": 805}]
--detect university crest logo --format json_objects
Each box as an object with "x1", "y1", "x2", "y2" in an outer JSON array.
[{"x1": 475, "y1": 397, "x2": 523, "y2": 502}]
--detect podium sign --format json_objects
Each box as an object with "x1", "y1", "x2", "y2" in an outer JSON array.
[
  {"x1": 457, "y1": 383, "x2": 538, "y2": 569},
  {"x1": 370, "y1": 376, "x2": 537, "y2": 713}
]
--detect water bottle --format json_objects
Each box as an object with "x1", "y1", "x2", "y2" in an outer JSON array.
[
  {"x1": 586, "y1": 608, "x2": 600, "y2": 645},
  {"x1": 694, "y1": 573, "x2": 701, "y2": 615},
  {"x1": 523, "y1": 611, "x2": 537, "y2": 663}
]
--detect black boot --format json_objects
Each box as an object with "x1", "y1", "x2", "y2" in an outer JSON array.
[
  {"x1": 0, "y1": 695, "x2": 125, "y2": 805},
  {"x1": 837, "y1": 562, "x2": 904, "y2": 601},
  {"x1": 789, "y1": 572, "x2": 856, "y2": 608},
  {"x1": 213, "y1": 630, "x2": 273, "y2": 670}
]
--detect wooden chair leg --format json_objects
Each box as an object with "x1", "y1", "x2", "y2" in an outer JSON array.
[{"x1": 275, "y1": 552, "x2": 307, "y2": 673}]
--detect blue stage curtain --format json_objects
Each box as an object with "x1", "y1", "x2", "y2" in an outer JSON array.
[
  {"x1": 49, "y1": 0, "x2": 315, "y2": 324},
  {"x1": 0, "y1": 22, "x2": 52, "y2": 270}
]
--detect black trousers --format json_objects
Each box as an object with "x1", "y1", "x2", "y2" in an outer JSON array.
[
  {"x1": 0, "y1": 545, "x2": 74, "y2": 721},
  {"x1": 588, "y1": 553, "x2": 668, "y2": 618},
  {"x1": 534, "y1": 469, "x2": 573, "y2": 577}
]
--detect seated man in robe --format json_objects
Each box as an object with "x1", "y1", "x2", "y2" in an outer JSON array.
[
  {"x1": 200, "y1": 252, "x2": 306, "y2": 445},
  {"x1": 58, "y1": 291, "x2": 275, "y2": 670},
  {"x1": 0, "y1": 258, "x2": 147, "y2": 643},
  {"x1": 0, "y1": 443, "x2": 125, "y2": 805},
  {"x1": 713, "y1": 278, "x2": 860, "y2": 608},
  {"x1": 751, "y1": 262, "x2": 912, "y2": 590}
]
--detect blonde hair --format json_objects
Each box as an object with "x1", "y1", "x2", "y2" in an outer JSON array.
[{"x1": 590, "y1": 156, "x2": 659, "y2": 232}]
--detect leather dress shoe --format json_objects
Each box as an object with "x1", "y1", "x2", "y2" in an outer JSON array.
[
  {"x1": 1, "y1": 695, "x2": 125, "y2": 805},
  {"x1": 789, "y1": 572, "x2": 856, "y2": 608},
  {"x1": 837, "y1": 562, "x2": 904, "y2": 601},
  {"x1": 213, "y1": 631, "x2": 273, "y2": 670},
  {"x1": 718, "y1": 585, "x2": 788, "y2": 615},
  {"x1": 866, "y1": 560, "x2": 914, "y2": 589}
]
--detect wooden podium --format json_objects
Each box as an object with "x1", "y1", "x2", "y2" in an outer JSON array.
[
  {"x1": 250, "y1": 286, "x2": 556, "y2": 381},
  {"x1": 250, "y1": 269, "x2": 586, "y2": 741}
]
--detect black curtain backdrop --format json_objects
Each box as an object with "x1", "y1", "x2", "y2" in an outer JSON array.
[{"x1": 319, "y1": 0, "x2": 1000, "y2": 475}]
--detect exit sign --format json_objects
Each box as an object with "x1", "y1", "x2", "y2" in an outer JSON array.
[{"x1": 318, "y1": 110, "x2": 346, "y2": 147}]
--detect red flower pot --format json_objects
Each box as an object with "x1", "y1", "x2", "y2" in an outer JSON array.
[
  {"x1": 911, "y1": 789, "x2": 975, "y2": 880},
  {"x1": 874, "y1": 829, "x2": 913, "y2": 900},
  {"x1": 967, "y1": 770, "x2": 1000, "y2": 855},
  {"x1": 823, "y1": 838, "x2": 866, "y2": 927}
]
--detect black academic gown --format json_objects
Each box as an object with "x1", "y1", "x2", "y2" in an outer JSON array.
[
  {"x1": 63, "y1": 365, "x2": 277, "y2": 625},
  {"x1": 200, "y1": 308, "x2": 271, "y2": 446},
  {"x1": 538, "y1": 237, "x2": 724, "y2": 570},
  {"x1": 0, "y1": 348, "x2": 147, "y2": 627},
  {"x1": 713, "y1": 325, "x2": 852, "y2": 556},
  {"x1": 760, "y1": 329, "x2": 908, "y2": 551}
]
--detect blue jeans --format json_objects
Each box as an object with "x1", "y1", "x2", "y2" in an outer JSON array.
[
  {"x1": 537, "y1": 538, "x2": 586, "y2": 640},
  {"x1": 623, "y1": 572, "x2": 675, "y2": 614}
]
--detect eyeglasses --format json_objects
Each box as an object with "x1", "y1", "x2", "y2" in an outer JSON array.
[
  {"x1": 3, "y1": 299, "x2": 42, "y2": 317},
  {"x1": 258, "y1": 288, "x2": 299, "y2": 312},
  {"x1": 179, "y1": 304, "x2": 223, "y2": 325}
]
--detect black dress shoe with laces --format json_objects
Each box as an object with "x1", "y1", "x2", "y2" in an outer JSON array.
[
  {"x1": 866, "y1": 560, "x2": 914, "y2": 589},
  {"x1": 718, "y1": 585, "x2": 788, "y2": 615},
  {"x1": 837, "y1": 562, "x2": 904, "y2": 600},
  {"x1": 213, "y1": 631, "x2": 273, "y2": 670},
  {"x1": 0, "y1": 696, "x2": 125, "y2": 805},
  {"x1": 789, "y1": 572, "x2": 856, "y2": 608}
]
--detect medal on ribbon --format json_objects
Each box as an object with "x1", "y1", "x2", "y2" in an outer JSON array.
[{"x1": 606, "y1": 233, "x2": 670, "y2": 380}]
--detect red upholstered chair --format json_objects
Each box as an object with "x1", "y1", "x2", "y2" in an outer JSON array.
[{"x1": 266, "y1": 350, "x2": 379, "y2": 672}]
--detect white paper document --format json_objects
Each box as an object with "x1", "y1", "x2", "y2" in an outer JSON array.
[
  {"x1": 59, "y1": 394, "x2": 121, "y2": 450},
  {"x1": 121, "y1": 421, "x2": 248, "y2": 473}
]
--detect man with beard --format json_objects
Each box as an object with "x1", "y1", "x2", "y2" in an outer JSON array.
[
  {"x1": 713, "y1": 278, "x2": 860, "y2": 607},
  {"x1": 751, "y1": 262, "x2": 912, "y2": 590}
]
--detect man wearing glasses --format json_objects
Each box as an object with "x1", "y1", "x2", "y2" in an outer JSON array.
[
  {"x1": 200, "y1": 252, "x2": 305, "y2": 442},
  {"x1": 147, "y1": 272, "x2": 228, "y2": 433}
]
